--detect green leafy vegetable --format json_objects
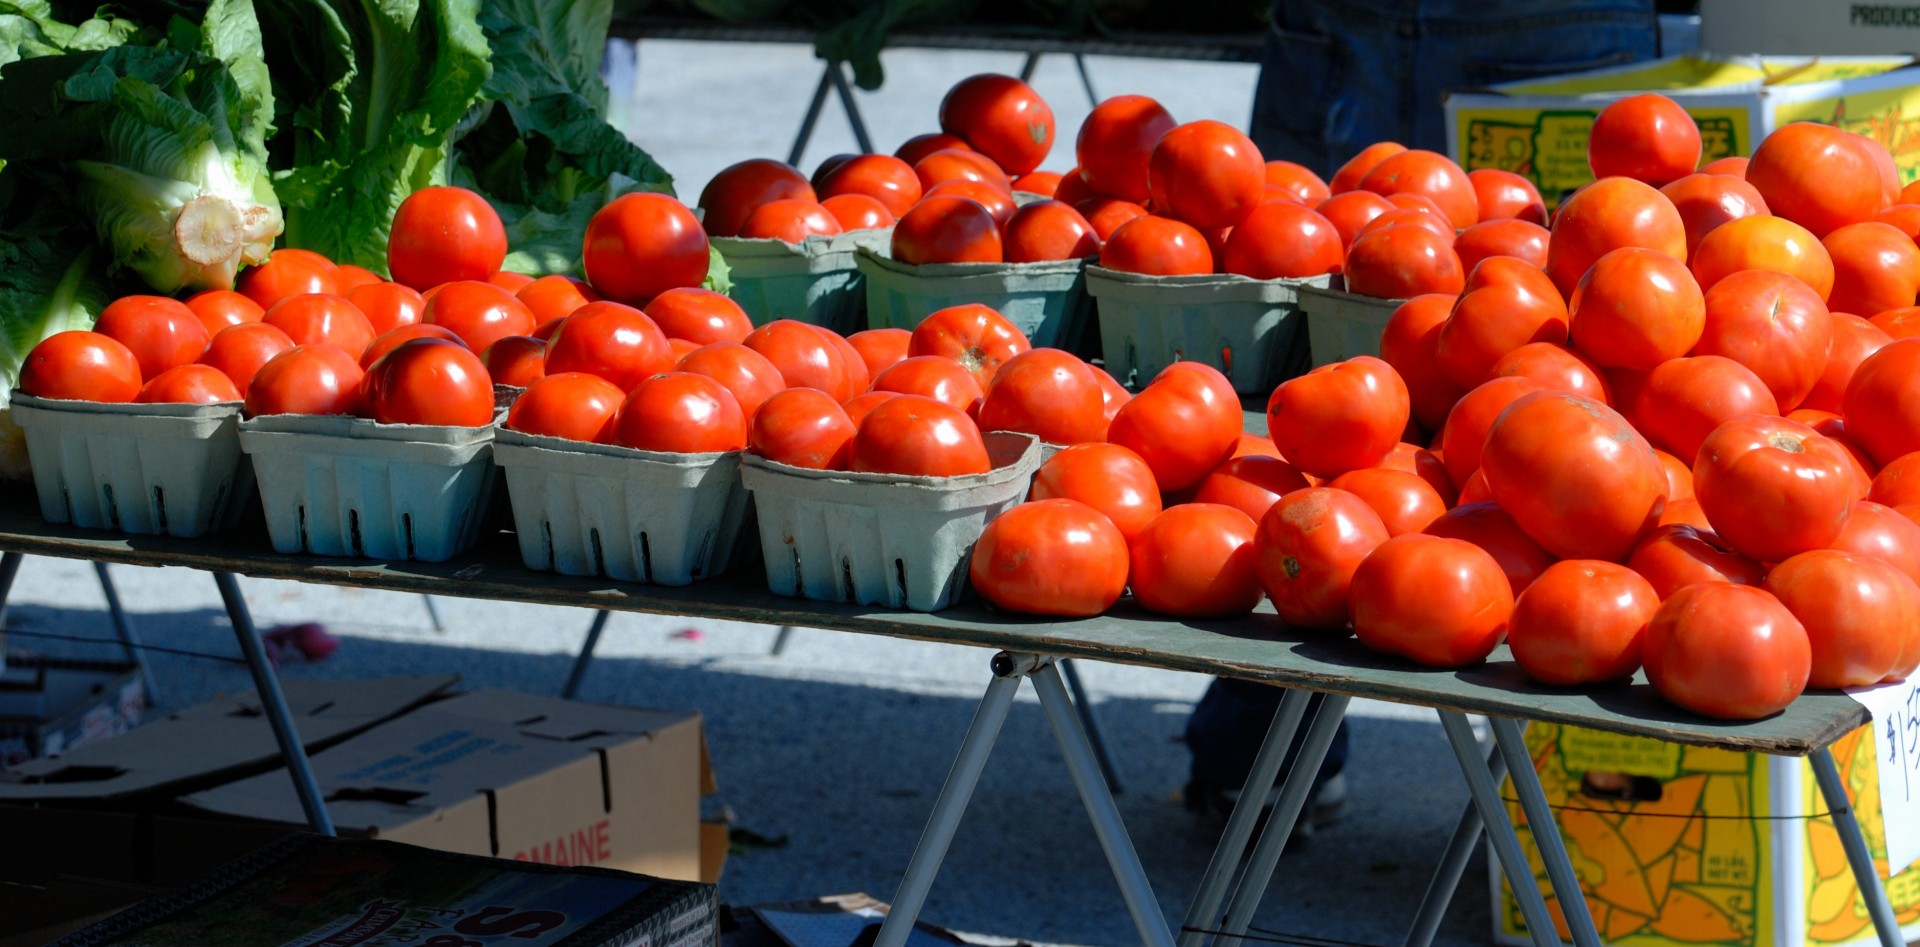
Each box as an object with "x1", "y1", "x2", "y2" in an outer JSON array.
[{"x1": 0, "y1": 1, "x2": 138, "y2": 66}]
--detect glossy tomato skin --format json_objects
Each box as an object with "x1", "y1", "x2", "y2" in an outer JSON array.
[
  {"x1": 1379, "y1": 294, "x2": 1467, "y2": 432},
  {"x1": 739, "y1": 199, "x2": 843, "y2": 242},
  {"x1": 895, "y1": 133, "x2": 973, "y2": 167},
  {"x1": 891, "y1": 196, "x2": 1003, "y2": 265},
  {"x1": 421, "y1": 281, "x2": 537, "y2": 356},
  {"x1": 359, "y1": 324, "x2": 465, "y2": 371},
  {"x1": 1803, "y1": 313, "x2": 1892, "y2": 413},
  {"x1": 1746, "y1": 122, "x2": 1896, "y2": 238},
  {"x1": 197, "y1": 322, "x2": 295, "y2": 397},
  {"x1": 515, "y1": 276, "x2": 598, "y2": 327},
  {"x1": 1147, "y1": 120, "x2": 1265, "y2": 230},
  {"x1": 1631, "y1": 355, "x2": 1780, "y2": 462},
  {"x1": 1254, "y1": 486, "x2": 1391, "y2": 629},
  {"x1": 1830, "y1": 499, "x2": 1920, "y2": 585},
  {"x1": 1483, "y1": 391, "x2": 1667, "y2": 561},
  {"x1": 644, "y1": 288, "x2": 753, "y2": 346},
  {"x1": 262, "y1": 294, "x2": 375, "y2": 358},
  {"x1": 1107, "y1": 362, "x2": 1242, "y2": 492},
  {"x1": 362, "y1": 339, "x2": 494, "y2": 427},
  {"x1": 914, "y1": 149, "x2": 1012, "y2": 193},
  {"x1": 975, "y1": 348, "x2": 1106, "y2": 444},
  {"x1": 1376, "y1": 441, "x2": 1457, "y2": 504},
  {"x1": 748, "y1": 388, "x2": 856, "y2": 469},
  {"x1": 818, "y1": 154, "x2": 923, "y2": 217},
  {"x1": 1767, "y1": 549, "x2": 1920, "y2": 688},
  {"x1": 925, "y1": 182, "x2": 1017, "y2": 227},
  {"x1": 1099, "y1": 215, "x2": 1212, "y2": 275},
  {"x1": 1264, "y1": 161, "x2": 1331, "y2": 204},
  {"x1": 135, "y1": 364, "x2": 241, "y2": 404},
  {"x1": 610, "y1": 372, "x2": 748, "y2": 453},
  {"x1": 939, "y1": 74, "x2": 1055, "y2": 176},
  {"x1": 847, "y1": 328, "x2": 911, "y2": 379},
  {"x1": 1268, "y1": 356, "x2": 1410, "y2": 479},
  {"x1": 1694, "y1": 415, "x2": 1856, "y2": 562},
  {"x1": 1191, "y1": 455, "x2": 1310, "y2": 523},
  {"x1": 1423, "y1": 501, "x2": 1555, "y2": 595},
  {"x1": 1643, "y1": 583, "x2": 1811, "y2": 719},
  {"x1": 1437, "y1": 377, "x2": 1545, "y2": 486},
  {"x1": 488, "y1": 271, "x2": 534, "y2": 293},
  {"x1": 1435, "y1": 256, "x2": 1568, "y2": 388},
  {"x1": 184, "y1": 290, "x2": 265, "y2": 334},
  {"x1": 505, "y1": 372, "x2": 625, "y2": 442},
  {"x1": 1454, "y1": 219, "x2": 1550, "y2": 274},
  {"x1": 349, "y1": 282, "x2": 427, "y2": 335},
  {"x1": 1660, "y1": 173, "x2": 1769, "y2": 258},
  {"x1": 1076, "y1": 95, "x2": 1177, "y2": 202},
  {"x1": 483, "y1": 336, "x2": 546, "y2": 388},
  {"x1": 1872, "y1": 452, "x2": 1920, "y2": 508},
  {"x1": 1129, "y1": 504, "x2": 1262, "y2": 618},
  {"x1": 1489, "y1": 342, "x2": 1611, "y2": 404},
  {"x1": 1545, "y1": 176, "x2": 1687, "y2": 299},
  {"x1": 1358, "y1": 149, "x2": 1478, "y2": 230},
  {"x1": 1846, "y1": 339, "x2": 1920, "y2": 466},
  {"x1": 1588, "y1": 94, "x2": 1702, "y2": 186},
  {"x1": 1627, "y1": 523, "x2": 1767, "y2": 599},
  {"x1": 1350, "y1": 534, "x2": 1514, "y2": 667},
  {"x1": 970, "y1": 499, "x2": 1128, "y2": 617},
  {"x1": 1509, "y1": 560, "x2": 1660, "y2": 685},
  {"x1": 1689, "y1": 215, "x2": 1834, "y2": 299},
  {"x1": 1698, "y1": 270, "x2": 1833, "y2": 412},
  {"x1": 1343, "y1": 225, "x2": 1465, "y2": 299},
  {"x1": 94, "y1": 296, "x2": 212, "y2": 381},
  {"x1": 387, "y1": 187, "x2": 507, "y2": 289},
  {"x1": 849, "y1": 394, "x2": 991, "y2": 476},
  {"x1": 821, "y1": 194, "x2": 895, "y2": 231},
  {"x1": 543, "y1": 301, "x2": 675, "y2": 392},
  {"x1": 1029, "y1": 443, "x2": 1162, "y2": 540},
  {"x1": 1002, "y1": 201, "x2": 1100, "y2": 263},
  {"x1": 1315, "y1": 191, "x2": 1395, "y2": 250},
  {"x1": 1330, "y1": 141, "x2": 1407, "y2": 193},
  {"x1": 237, "y1": 249, "x2": 339, "y2": 309},
  {"x1": 1327, "y1": 467, "x2": 1445, "y2": 535},
  {"x1": 583, "y1": 194, "x2": 710, "y2": 305},
  {"x1": 697, "y1": 159, "x2": 815, "y2": 238},
  {"x1": 1467, "y1": 168, "x2": 1547, "y2": 225},
  {"x1": 674, "y1": 342, "x2": 785, "y2": 419},
  {"x1": 1355, "y1": 207, "x2": 1455, "y2": 246},
  {"x1": 243, "y1": 345, "x2": 364, "y2": 417},
  {"x1": 1221, "y1": 202, "x2": 1342, "y2": 279},
  {"x1": 907, "y1": 303, "x2": 1030, "y2": 389},
  {"x1": 872, "y1": 356, "x2": 984, "y2": 415},
  {"x1": 1568, "y1": 246, "x2": 1706, "y2": 370},
  {"x1": 745, "y1": 320, "x2": 858, "y2": 401}
]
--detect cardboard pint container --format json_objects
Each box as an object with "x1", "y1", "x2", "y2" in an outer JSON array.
[
  {"x1": 238, "y1": 413, "x2": 497, "y2": 562},
  {"x1": 715, "y1": 229, "x2": 891, "y2": 335},
  {"x1": 1299, "y1": 281, "x2": 1405, "y2": 366},
  {"x1": 740, "y1": 432, "x2": 1041, "y2": 612},
  {"x1": 493, "y1": 427, "x2": 754, "y2": 585},
  {"x1": 1086, "y1": 266, "x2": 1330, "y2": 394},
  {"x1": 855, "y1": 247, "x2": 1094, "y2": 350},
  {"x1": 11, "y1": 393, "x2": 254, "y2": 537}
]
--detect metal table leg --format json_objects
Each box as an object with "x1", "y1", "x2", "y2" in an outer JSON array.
[
  {"x1": 1177, "y1": 688, "x2": 1315, "y2": 947},
  {"x1": 93, "y1": 563, "x2": 158, "y2": 703},
  {"x1": 1019, "y1": 51, "x2": 1042, "y2": 83},
  {"x1": 0, "y1": 550, "x2": 23, "y2": 626},
  {"x1": 786, "y1": 64, "x2": 835, "y2": 168},
  {"x1": 1810, "y1": 747, "x2": 1905, "y2": 947},
  {"x1": 1060, "y1": 658, "x2": 1123, "y2": 794},
  {"x1": 1490, "y1": 717, "x2": 1602, "y2": 947},
  {"x1": 824, "y1": 60, "x2": 874, "y2": 154},
  {"x1": 1072, "y1": 53, "x2": 1099, "y2": 106},
  {"x1": 770, "y1": 625, "x2": 796, "y2": 657},
  {"x1": 420, "y1": 594, "x2": 446, "y2": 632},
  {"x1": 1437, "y1": 711, "x2": 1558, "y2": 947},
  {"x1": 561, "y1": 610, "x2": 612, "y2": 700},
  {"x1": 1402, "y1": 743, "x2": 1508, "y2": 947},
  {"x1": 212, "y1": 572, "x2": 334, "y2": 835}
]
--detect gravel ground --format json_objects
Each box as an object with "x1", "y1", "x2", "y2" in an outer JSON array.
[{"x1": 6, "y1": 40, "x2": 1496, "y2": 947}]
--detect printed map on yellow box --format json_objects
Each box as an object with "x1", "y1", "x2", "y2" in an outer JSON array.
[
  {"x1": 1494, "y1": 723, "x2": 1920, "y2": 947},
  {"x1": 1444, "y1": 54, "x2": 1920, "y2": 206}
]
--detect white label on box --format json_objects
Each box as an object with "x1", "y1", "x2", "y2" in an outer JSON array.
[{"x1": 1847, "y1": 677, "x2": 1920, "y2": 875}]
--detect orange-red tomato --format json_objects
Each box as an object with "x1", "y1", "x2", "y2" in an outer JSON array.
[
  {"x1": 891, "y1": 195, "x2": 1003, "y2": 265},
  {"x1": 1192, "y1": 455, "x2": 1310, "y2": 523},
  {"x1": 1790, "y1": 410, "x2": 1876, "y2": 498},
  {"x1": 697, "y1": 158, "x2": 815, "y2": 238},
  {"x1": 1344, "y1": 225, "x2": 1465, "y2": 299},
  {"x1": 1437, "y1": 376, "x2": 1547, "y2": 487},
  {"x1": 1127, "y1": 503, "x2": 1262, "y2": 617},
  {"x1": 673, "y1": 342, "x2": 784, "y2": 420},
  {"x1": 1696, "y1": 269, "x2": 1833, "y2": 411},
  {"x1": 1263, "y1": 160, "x2": 1330, "y2": 204},
  {"x1": 609, "y1": 372, "x2": 748, "y2": 453},
  {"x1": 1358, "y1": 149, "x2": 1478, "y2": 230},
  {"x1": 1694, "y1": 415, "x2": 1857, "y2": 562},
  {"x1": 1702, "y1": 156, "x2": 1750, "y2": 176},
  {"x1": 1268, "y1": 355, "x2": 1409, "y2": 479},
  {"x1": 821, "y1": 193, "x2": 895, "y2": 232},
  {"x1": 1232, "y1": 433, "x2": 1283, "y2": 459},
  {"x1": 1824, "y1": 221, "x2": 1920, "y2": 318},
  {"x1": 488, "y1": 271, "x2": 534, "y2": 293},
  {"x1": 1874, "y1": 305, "x2": 1920, "y2": 338},
  {"x1": 1051, "y1": 167, "x2": 1097, "y2": 207},
  {"x1": 744, "y1": 320, "x2": 859, "y2": 402},
  {"x1": 1659, "y1": 173, "x2": 1770, "y2": 259},
  {"x1": 1107, "y1": 362, "x2": 1242, "y2": 492},
  {"x1": 505, "y1": 372, "x2": 624, "y2": 442},
  {"x1": 1746, "y1": 122, "x2": 1896, "y2": 238},
  {"x1": 841, "y1": 390, "x2": 898, "y2": 427},
  {"x1": 1030, "y1": 442, "x2": 1162, "y2": 541},
  {"x1": 1379, "y1": 294, "x2": 1467, "y2": 433},
  {"x1": 848, "y1": 327, "x2": 911, "y2": 379},
  {"x1": 1099, "y1": 215, "x2": 1213, "y2": 276},
  {"x1": 243, "y1": 345, "x2": 364, "y2": 417},
  {"x1": 1314, "y1": 191, "x2": 1396, "y2": 251},
  {"x1": 387, "y1": 186, "x2": 506, "y2": 289},
  {"x1": 850, "y1": 394, "x2": 991, "y2": 476},
  {"x1": 927, "y1": 179, "x2": 1016, "y2": 225},
  {"x1": 1424, "y1": 501, "x2": 1555, "y2": 595},
  {"x1": 975, "y1": 348, "x2": 1106, "y2": 444},
  {"x1": 238, "y1": 249, "x2": 339, "y2": 309},
  {"x1": 1488, "y1": 342, "x2": 1610, "y2": 403},
  {"x1": 184, "y1": 289, "x2": 265, "y2": 334},
  {"x1": 263, "y1": 294, "x2": 375, "y2": 357},
  {"x1": 1509, "y1": 560, "x2": 1660, "y2": 685},
  {"x1": 422, "y1": 281, "x2": 537, "y2": 357},
  {"x1": 1877, "y1": 203, "x2": 1920, "y2": 239},
  {"x1": 1568, "y1": 246, "x2": 1706, "y2": 369},
  {"x1": 1077, "y1": 198, "x2": 1150, "y2": 242},
  {"x1": 914, "y1": 148, "x2": 1012, "y2": 194},
  {"x1": 818, "y1": 154, "x2": 923, "y2": 218},
  {"x1": 350, "y1": 282, "x2": 428, "y2": 335},
  {"x1": 1002, "y1": 201, "x2": 1099, "y2": 263},
  {"x1": 872, "y1": 355, "x2": 984, "y2": 415},
  {"x1": 908, "y1": 303, "x2": 1030, "y2": 389},
  {"x1": 1075, "y1": 95, "x2": 1177, "y2": 202},
  {"x1": 1872, "y1": 452, "x2": 1920, "y2": 508},
  {"x1": 939, "y1": 74, "x2": 1054, "y2": 176},
  {"x1": 1643, "y1": 583, "x2": 1810, "y2": 719},
  {"x1": 362, "y1": 338, "x2": 493, "y2": 427},
  {"x1": 748, "y1": 387, "x2": 856, "y2": 469},
  {"x1": 1629, "y1": 355, "x2": 1778, "y2": 462},
  {"x1": 482, "y1": 336, "x2": 546, "y2": 388},
  {"x1": 1374, "y1": 441, "x2": 1457, "y2": 504},
  {"x1": 1355, "y1": 206, "x2": 1456, "y2": 246},
  {"x1": 1654, "y1": 449, "x2": 1696, "y2": 502},
  {"x1": 1544, "y1": 176, "x2": 1687, "y2": 298},
  {"x1": 1453, "y1": 219, "x2": 1550, "y2": 274},
  {"x1": 1093, "y1": 364, "x2": 1129, "y2": 424},
  {"x1": 1147, "y1": 120, "x2": 1265, "y2": 230},
  {"x1": 1483, "y1": 391, "x2": 1666, "y2": 561},
  {"x1": 739, "y1": 199, "x2": 843, "y2": 242},
  {"x1": 583, "y1": 193, "x2": 710, "y2": 305},
  {"x1": 1327, "y1": 467, "x2": 1446, "y2": 535},
  {"x1": 1012, "y1": 171, "x2": 1062, "y2": 196},
  {"x1": 1254, "y1": 486, "x2": 1390, "y2": 629},
  {"x1": 1351, "y1": 533, "x2": 1513, "y2": 667},
  {"x1": 1330, "y1": 141, "x2": 1407, "y2": 193},
  {"x1": 94, "y1": 296, "x2": 211, "y2": 381},
  {"x1": 1627, "y1": 523, "x2": 1767, "y2": 599},
  {"x1": 136, "y1": 364, "x2": 241, "y2": 405},
  {"x1": 337, "y1": 264, "x2": 385, "y2": 290},
  {"x1": 969, "y1": 499, "x2": 1128, "y2": 616},
  {"x1": 644, "y1": 288, "x2": 753, "y2": 346},
  {"x1": 1435, "y1": 256, "x2": 1568, "y2": 388},
  {"x1": 1690, "y1": 216, "x2": 1835, "y2": 302},
  {"x1": 1804, "y1": 313, "x2": 1893, "y2": 413},
  {"x1": 544, "y1": 301, "x2": 674, "y2": 391},
  {"x1": 895, "y1": 132, "x2": 974, "y2": 167},
  {"x1": 1467, "y1": 168, "x2": 1546, "y2": 225},
  {"x1": 197, "y1": 322, "x2": 295, "y2": 397},
  {"x1": 1767, "y1": 549, "x2": 1920, "y2": 688},
  {"x1": 1831, "y1": 499, "x2": 1920, "y2": 586},
  {"x1": 1221, "y1": 202, "x2": 1342, "y2": 279},
  {"x1": 359, "y1": 324, "x2": 465, "y2": 371},
  {"x1": 1588, "y1": 93, "x2": 1702, "y2": 187},
  {"x1": 1848, "y1": 339, "x2": 1920, "y2": 467}
]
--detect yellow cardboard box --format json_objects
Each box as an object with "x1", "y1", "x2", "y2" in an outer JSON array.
[
  {"x1": 1443, "y1": 54, "x2": 1920, "y2": 206},
  {"x1": 1494, "y1": 723, "x2": 1920, "y2": 947}
]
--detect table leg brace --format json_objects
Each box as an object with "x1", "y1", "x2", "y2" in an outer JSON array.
[
  {"x1": 1437, "y1": 711, "x2": 1559, "y2": 947},
  {"x1": 1400, "y1": 742, "x2": 1508, "y2": 947},
  {"x1": 1059, "y1": 658, "x2": 1124, "y2": 794},
  {"x1": 1809, "y1": 747, "x2": 1905, "y2": 947},
  {"x1": 561, "y1": 610, "x2": 612, "y2": 700},
  {"x1": 1490, "y1": 717, "x2": 1603, "y2": 947},
  {"x1": 213, "y1": 572, "x2": 335, "y2": 836},
  {"x1": 92, "y1": 562, "x2": 157, "y2": 703}
]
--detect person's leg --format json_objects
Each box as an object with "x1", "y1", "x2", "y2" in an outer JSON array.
[{"x1": 1183, "y1": 678, "x2": 1347, "y2": 825}]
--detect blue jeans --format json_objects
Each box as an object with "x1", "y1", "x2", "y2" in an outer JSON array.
[{"x1": 1251, "y1": 0, "x2": 1661, "y2": 177}]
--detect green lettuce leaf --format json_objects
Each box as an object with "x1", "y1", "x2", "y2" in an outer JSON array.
[{"x1": 0, "y1": 1, "x2": 138, "y2": 66}]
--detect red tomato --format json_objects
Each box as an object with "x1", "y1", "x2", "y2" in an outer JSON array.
[
  {"x1": 739, "y1": 199, "x2": 843, "y2": 242},
  {"x1": 1643, "y1": 583, "x2": 1810, "y2": 719},
  {"x1": 745, "y1": 320, "x2": 859, "y2": 401},
  {"x1": 1454, "y1": 219, "x2": 1550, "y2": 274},
  {"x1": 1002, "y1": 201, "x2": 1099, "y2": 263},
  {"x1": 1358, "y1": 149, "x2": 1478, "y2": 230},
  {"x1": 1375, "y1": 441, "x2": 1458, "y2": 504},
  {"x1": 1099, "y1": 215, "x2": 1213, "y2": 275},
  {"x1": 748, "y1": 388, "x2": 856, "y2": 469},
  {"x1": 1655, "y1": 449, "x2": 1696, "y2": 502},
  {"x1": 1437, "y1": 376, "x2": 1545, "y2": 487},
  {"x1": 94, "y1": 296, "x2": 211, "y2": 381},
  {"x1": 1435, "y1": 256, "x2": 1568, "y2": 388},
  {"x1": 895, "y1": 133, "x2": 973, "y2": 167},
  {"x1": 1483, "y1": 391, "x2": 1666, "y2": 561},
  {"x1": 1012, "y1": 171, "x2": 1061, "y2": 196},
  {"x1": 1825, "y1": 221, "x2": 1920, "y2": 322},
  {"x1": 483, "y1": 336, "x2": 546, "y2": 388},
  {"x1": 872, "y1": 356, "x2": 984, "y2": 415},
  {"x1": 1876, "y1": 203, "x2": 1920, "y2": 238},
  {"x1": 1129, "y1": 504, "x2": 1262, "y2": 617},
  {"x1": 1746, "y1": 122, "x2": 1896, "y2": 238},
  {"x1": 1488, "y1": 342, "x2": 1610, "y2": 403},
  {"x1": 515, "y1": 276, "x2": 599, "y2": 327},
  {"x1": 1264, "y1": 161, "x2": 1330, "y2": 204},
  {"x1": 1315, "y1": 191, "x2": 1395, "y2": 250},
  {"x1": 387, "y1": 187, "x2": 506, "y2": 289},
  {"x1": 1849, "y1": 339, "x2": 1920, "y2": 466},
  {"x1": 1872, "y1": 452, "x2": 1920, "y2": 507},
  {"x1": 1077, "y1": 198, "x2": 1150, "y2": 242},
  {"x1": 543, "y1": 301, "x2": 674, "y2": 391},
  {"x1": 674, "y1": 342, "x2": 785, "y2": 419},
  {"x1": 1627, "y1": 523, "x2": 1766, "y2": 599},
  {"x1": 1147, "y1": 120, "x2": 1265, "y2": 230},
  {"x1": 1075, "y1": 95, "x2": 1178, "y2": 202},
  {"x1": 1355, "y1": 207, "x2": 1455, "y2": 246},
  {"x1": 1702, "y1": 156, "x2": 1750, "y2": 176},
  {"x1": 1696, "y1": 269, "x2": 1833, "y2": 411},
  {"x1": 1792, "y1": 411, "x2": 1877, "y2": 497},
  {"x1": 1804, "y1": 313, "x2": 1893, "y2": 415},
  {"x1": 1467, "y1": 168, "x2": 1547, "y2": 225},
  {"x1": 610, "y1": 372, "x2": 748, "y2": 453},
  {"x1": 821, "y1": 194, "x2": 895, "y2": 231},
  {"x1": 1268, "y1": 355, "x2": 1410, "y2": 479},
  {"x1": 975, "y1": 348, "x2": 1106, "y2": 444},
  {"x1": 1659, "y1": 173, "x2": 1770, "y2": 259},
  {"x1": 1509, "y1": 560, "x2": 1660, "y2": 685},
  {"x1": 335, "y1": 265, "x2": 384, "y2": 292},
  {"x1": 197, "y1": 322, "x2": 295, "y2": 397},
  {"x1": 1694, "y1": 415, "x2": 1856, "y2": 562},
  {"x1": 1108, "y1": 362, "x2": 1242, "y2": 491},
  {"x1": 1053, "y1": 168, "x2": 1096, "y2": 207},
  {"x1": 1587, "y1": 94, "x2": 1702, "y2": 187},
  {"x1": 1830, "y1": 499, "x2": 1920, "y2": 585},
  {"x1": 1351, "y1": 533, "x2": 1514, "y2": 667},
  {"x1": 1254, "y1": 486, "x2": 1391, "y2": 629},
  {"x1": 184, "y1": 289, "x2": 265, "y2": 334},
  {"x1": 1767, "y1": 549, "x2": 1920, "y2": 688},
  {"x1": 349, "y1": 282, "x2": 427, "y2": 335},
  {"x1": 360, "y1": 324, "x2": 465, "y2": 370},
  {"x1": 1192, "y1": 455, "x2": 1310, "y2": 523},
  {"x1": 643, "y1": 288, "x2": 753, "y2": 346},
  {"x1": 1424, "y1": 501, "x2": 1555, "y2": 595},
  {"x1": 583, "y1": 193, "x2": 710, "y2": 305},
  {"x1": 361, "y1": 338, "x2": 493, "y2": 427},
  {"x1": 1221, "y1": 202, "x2": 1342, "y2": 279},
  {"x1": 1327, "y1": 467, "x2": 1446, "y2": 535},
  {"x1": 841, "y1": 390, "x2": 899, "y2": 427},
  {"x1": 848, "y1": 328, "x2": 911, "y2": 379},
  {"x1": 1330, "y1": 142, "x2": 1407, "y2": 194},
  {"x1": 237, "y1": 249, "x2": 339, "y2": 309},
  {"x1": 697, "y1": 159, "x2": 815, "y2": 238},
  {"x1": 1629, "y1": 355, "x2": 1779, "y2": 462},
  {"x1": 922, "y1": 182, "x2": 1013, "y2": 229},
  {"x1": 850, "y1": 394, "x2": 991, "y2": 476},
  {"x1": 488, "y1": 271, "x2": 534, "y2": 293},
  {"x1": 891, "y1": 195, "x2": 1003, "y2": 265},
  {"x1": 969, "y1": 499, "x2": 1128, "y2": 616},
  {"x1": 135, "y1": 364, "x2": 240, "y2": 404},
  {"x1": 914, "y1": 149, "x2": 1013, "y2": 194},
  {"x1": 1544, "y1": 176, "x2": 1687, "y2": 298},
  {"x1": 1379, "y1": 294, "x2": 1467, "y2": 432},
  {"x1": 421, "y1": 281, "x2": 536, "y2": 355},
  {"x1": 1030, "y1": 442, "x2": 1162, "y2": 541},
  {"x1": 263, "y1": 294, "x2": 375, "y2": 357},
  {"x1": 1568, "y1": 246, "x2": 1706, "y2": 370},
  {"x1": 907, "y1": 303, "x2": 1030, "y2": 389},
  {"x1": 1689, "y1": 215, "x2": 1834, "y2": 299},
  {"x1": 243, "y1": 345, "x2": 364, "y2": 417},
  {"x1": 939, "y1": 74, "x2": 1054, "y2": 176},
  {"x1": 818, "y1": 154, "x2": 923, "y2": 218},
  {"x1": 1094, "y1": 363, "x2": 1130, "y2": 427},
  {"x1": 505, "y1": 372, "x2": 624, "y2": 442},
  {"x1": 1343, "y1": 225, "x2": 1465, "y2": 299}
]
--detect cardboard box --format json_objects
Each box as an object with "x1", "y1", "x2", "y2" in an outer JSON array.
[
  {"x1": 1444, "y1": 54, "x2": 1920, "y2": 206},
  {"x1": 0, "y1": 877, "x2": 161, "y2": 947},
  {"x1": 1701, "y1": 1, "x2": 1920, "y2": 58},
  {"x1": 1494, "y1": 722, "x2": 1920, "y2": 947},
  {"x1": 51, "y1": 835, "x2": 717, "y2": 947},
  {"x1": 0, "y1": 653, "x2": 144, "y2": 766}
]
